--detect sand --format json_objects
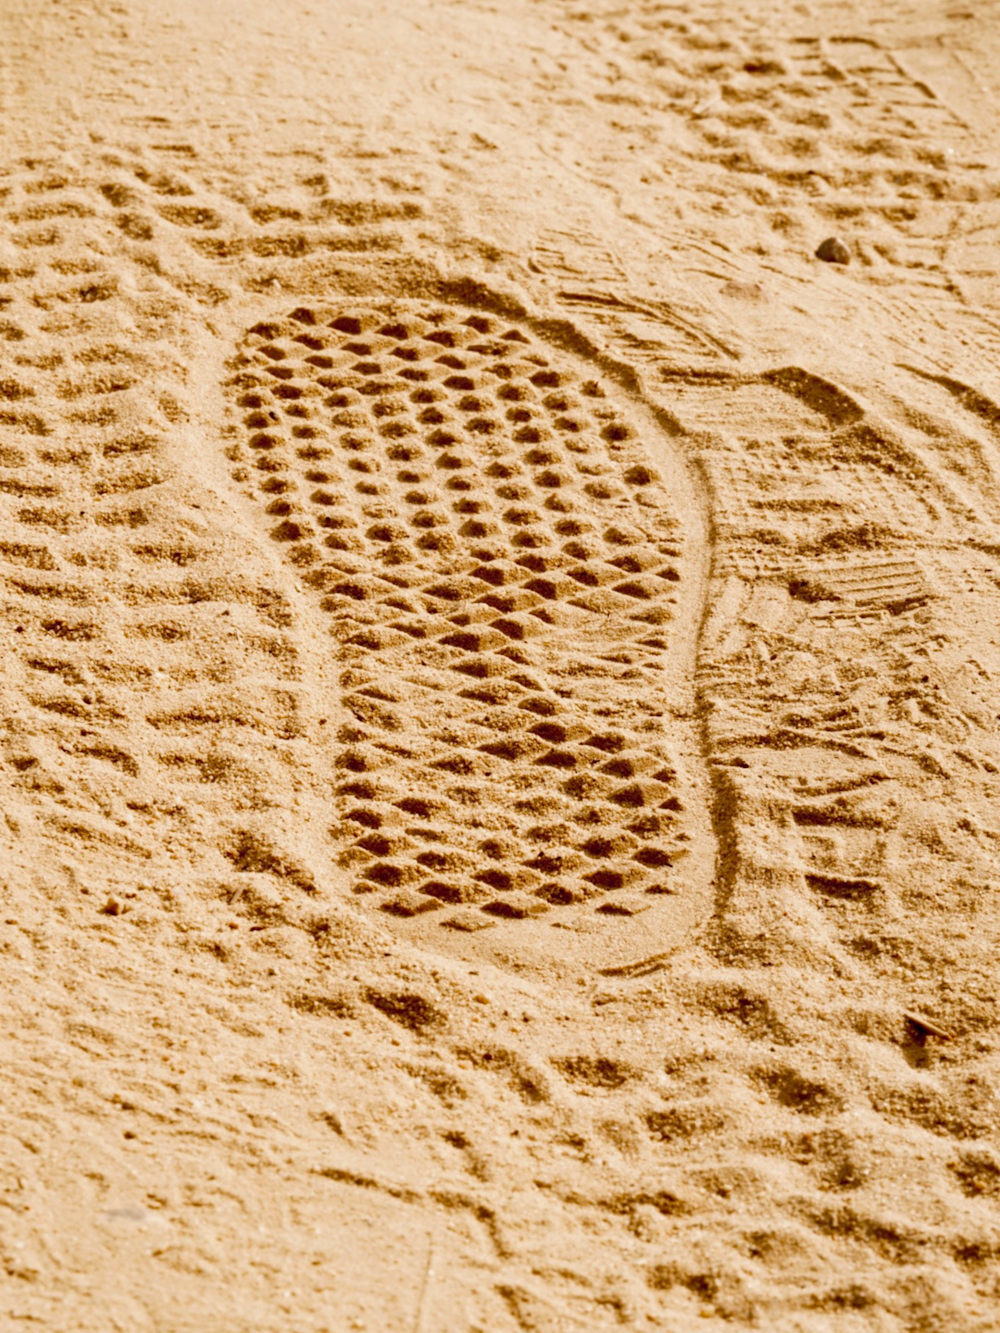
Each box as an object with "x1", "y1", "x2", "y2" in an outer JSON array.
[{"x1": 2, "y1": 0, "x2": 1000, "y2": 1327}]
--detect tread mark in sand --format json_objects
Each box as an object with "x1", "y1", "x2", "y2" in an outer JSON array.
[
  {"x1": 531, "y1": 226, "x2": 735, "y2": 368},
  {"x1": 224, "y1": 302, "x2": 715, "y2": 972}
]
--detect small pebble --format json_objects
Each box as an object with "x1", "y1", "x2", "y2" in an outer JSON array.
[{"x1": 816, "y1": 236, "x2": 850, "y2": 265}]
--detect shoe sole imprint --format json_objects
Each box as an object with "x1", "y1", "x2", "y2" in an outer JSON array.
[{"x1": 224, "y1": 300, "x2": 715, "y2": 975}]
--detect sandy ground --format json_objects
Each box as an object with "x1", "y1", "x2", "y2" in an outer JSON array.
[{"x1": 3, "y1": 0, "x2": 1000, "y2": 1328}]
